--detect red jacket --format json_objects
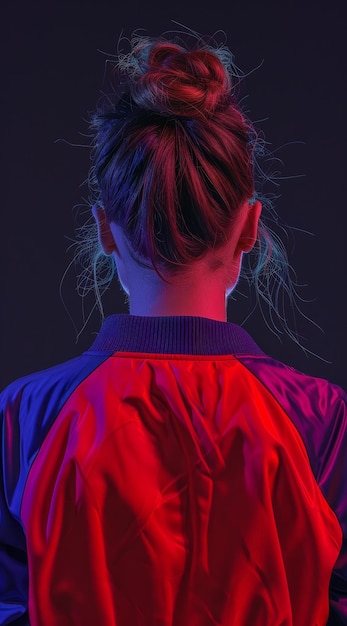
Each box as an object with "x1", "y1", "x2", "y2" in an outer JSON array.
[{"x1": 1, "y1": 314, "x2": 346, "y2": 625}]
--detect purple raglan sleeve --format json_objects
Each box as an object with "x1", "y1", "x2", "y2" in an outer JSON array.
[
  {"x1": 238, "y1": 356, "x2": 347, "y2": 625},
  {"x1": 321, "y1": 385, "x2": 347, "y2": 626}
]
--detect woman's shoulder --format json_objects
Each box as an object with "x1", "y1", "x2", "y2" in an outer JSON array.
[{"x1": 0, "y1": 351, "x2": 108, "y2": 415}]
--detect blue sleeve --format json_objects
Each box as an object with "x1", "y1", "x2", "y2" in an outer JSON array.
[
  {"x1": 0, "y1": 384, "x2": 29, "y2": 625},
  {"x1": 0, "y1": 354, "x2": 107, "y2": 625}
]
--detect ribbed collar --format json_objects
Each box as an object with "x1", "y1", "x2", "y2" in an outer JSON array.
[{"x1": 87, "y1": 314, "x2": 265, "y2": 356}]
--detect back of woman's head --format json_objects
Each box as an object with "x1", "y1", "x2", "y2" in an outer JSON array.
[
  {"x1": 81, "y1": 29, "x2": 312, "y2": 354},
  {"x1": 90, "y1": 34, "x2": 256, "y2": 277}
]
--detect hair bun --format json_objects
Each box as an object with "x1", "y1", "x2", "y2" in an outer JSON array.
[{"x1": 120, "y1": 41, "x2": 232, "y2": 118}]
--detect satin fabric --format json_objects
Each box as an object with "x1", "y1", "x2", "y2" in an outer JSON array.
[
  {"x1": 20, "y1": 354, "x2": 342, "y2": 625},
  {"x1": 1, "y1": 315, "x2": 346, "y2": 625}
]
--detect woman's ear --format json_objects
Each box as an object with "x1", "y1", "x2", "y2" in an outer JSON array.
[
  {"x1": 237, "y1": 200, "x2": 262, "y2": 253},
  {"x1": 92, "y1": 205, "x2": 118, "y2": 255}
]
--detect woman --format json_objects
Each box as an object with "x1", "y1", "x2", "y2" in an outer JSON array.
[{"x1": 1, "y1": 31, "x2": 346, "y2": 626}]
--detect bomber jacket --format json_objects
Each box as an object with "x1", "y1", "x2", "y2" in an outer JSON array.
[{"x1": 1, "y1": 314, "x2": 346, "y2": 625}]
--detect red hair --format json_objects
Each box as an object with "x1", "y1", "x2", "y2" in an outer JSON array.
[
  {"x1": 74, "y1": 31, "x2": 313, "y2": 353},
  {"x1": 90, "y1": 36, "x2": 256, "y2": 281}
]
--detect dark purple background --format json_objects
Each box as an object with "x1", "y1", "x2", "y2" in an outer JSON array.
[{"x1": 1, "y1": 0, "x2": 346, "y2": 389}]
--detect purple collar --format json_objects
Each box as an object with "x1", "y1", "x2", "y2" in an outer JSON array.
[{"x1": 88, "y1": 314, "x2": 265, "y2": 356}]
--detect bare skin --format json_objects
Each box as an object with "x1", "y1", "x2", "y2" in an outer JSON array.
[{"x1": 92, "y1": 200, "x2": 262, "y2": 322}]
